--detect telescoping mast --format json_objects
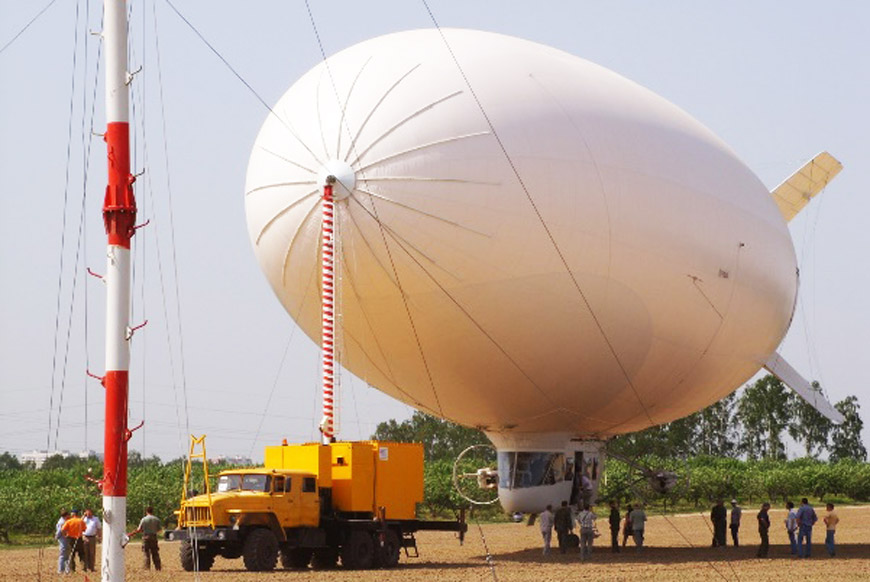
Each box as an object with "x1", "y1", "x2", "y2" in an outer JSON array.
[{"x1": 100, "y1": 1, "x2": 137, "y2": 580}]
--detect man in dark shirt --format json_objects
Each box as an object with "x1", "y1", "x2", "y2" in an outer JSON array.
[
  {"x1": 711, "y1": 499, "x2": 727, "y2": 547},
  {"x1": 609, "y1": 500, "x2": 621, "y2": 553},
  {"x1": 756, "y1": 503, "x2": 771, "y2": 558},
  {"x1": 554, "y1": 501, "x2": 574, "y2": 554}
]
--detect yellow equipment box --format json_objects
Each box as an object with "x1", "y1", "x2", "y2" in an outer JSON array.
[
  {"x1": 264, "y1": 441, "x2": 332, "y2": 487},
  {"x1": 263, "y1": 441, "x2": 423, "y2": 520}
]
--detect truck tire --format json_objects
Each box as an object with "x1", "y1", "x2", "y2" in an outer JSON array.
[
  {"x1": 280, "y1": 547, "x2": 313, "y2": 569},
  {"x1": 243, "y1": 528, "x2": 279, "y2": 571},
  {"x1": 310, "y1": 548, "x2": 338, "y2": 569},
  {"x1": 341, "y1": 530, "x2": 374, "y2": 569},
  {"x1": 180, "y1": 540, "x2": 215, "y2": 572},
  {"x1": 377, "y1": 530, "x2": 401, "y2": 568}
]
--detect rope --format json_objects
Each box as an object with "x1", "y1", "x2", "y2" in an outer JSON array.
[
  {"x1": 657, "y1": 509, "x2": 735, "y2": 582},
  {"x1": 248, "y1": 330, "x2": 297, "y2": 457},
  {"x1": 0, "y1": 0, "x2": 61, "y2": 56},
  {"x1": 47, "y1": 0, "x2": 83, "y2": 452},
  {"x1": 149, "y1": 0, "x2": 191, "y2": 449},
  {"x1": 416, "y1": 6, "x2": 745, "y2": 580},
  {"x1": 79, "y1": 0, "x2": 100, "y2": 455},
  {"x1": 472, "y1": 513, "x2": 498, "y2": 582},
  {"x1": 419, "y1": 1, "x2": 659, "y2": 432}
]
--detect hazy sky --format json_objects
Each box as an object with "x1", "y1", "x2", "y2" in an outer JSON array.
[{"x1": 1, "y1": 1, "x2": 867, "y2": 462}]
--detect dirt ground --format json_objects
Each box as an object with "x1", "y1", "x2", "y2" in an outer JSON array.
[{"x1": 5, "y1": 506, "x2": 868, "y2": 581}]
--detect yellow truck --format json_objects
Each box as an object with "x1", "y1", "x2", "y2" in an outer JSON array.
[{"x1": 165, "y1": 440, "x2": 466, "y2": 571}]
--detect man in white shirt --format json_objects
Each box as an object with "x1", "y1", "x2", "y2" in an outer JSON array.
[
  {"x1": 539, "y1": 504, "x2": 555, "y2": 555},
  {"x1": 577, "y1": 504, "x2": 598, "y2": 560},
  {"x1": 82, "y1": 508, "x2": 102, "y2": 572},
  {"x1": 730, "y1": 499, "x2": 742, "y2": 547},
  {"x1": 55, "y1": 509, "x2": 69, "y2": 573},
  {"x1": 785, "y1": 500, "x2": 798, "y2": 555}
]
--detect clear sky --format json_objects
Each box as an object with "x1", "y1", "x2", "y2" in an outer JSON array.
[{"x1": 1, "y1": 1, "x2": 867, "y2": 462}]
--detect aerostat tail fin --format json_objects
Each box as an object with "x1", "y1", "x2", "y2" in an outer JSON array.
[
  {"x1": 764, "y1": 352, "x2": 844, "y2": 424},
  {"x1": 770, "y1": 151, "x2": 842, "y2": 222}
]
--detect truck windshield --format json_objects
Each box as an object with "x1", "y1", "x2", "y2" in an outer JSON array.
[
  {"x1": 241, "y1": 474, "x2": 271, "y2": 492},
  {"x1": 217, "y1": 474, "x2": 242, "y2": 492}
]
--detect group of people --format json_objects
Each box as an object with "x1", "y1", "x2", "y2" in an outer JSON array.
[
  {"x1": 55, "y1": 508, "x2": 101, "y2": 573},
  {"x1": 539, "y1": 500, "x2": 649, "y2": 559},
  {"x1": 55, "y1": 506, "x2": 163, "y2": 574},
  {"x1": 538, "y1": 498, "x2": 841, "y2": 560},
  {"x1": 710, "y1": 498, "x2": 840, "y2": 558}
]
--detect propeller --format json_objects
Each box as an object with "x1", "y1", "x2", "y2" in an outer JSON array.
[{"x1": 452, "y1": 444, "x2": 500, "y2": 506}]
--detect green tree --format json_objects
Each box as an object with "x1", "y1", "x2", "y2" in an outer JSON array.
[
  {"x1": 788, "y1": 381, "x2": 832, "y2": 457},
  {"x1": 695, "y1": 392, "x2": 738, "y2": 457},
  {"x1": 735, "y1": 375, "x2": 793, "y2": 460},
  {"x1": 372, "y1": 411, "x2": 489, "y2": 461},
  {"x1": 830, "y1": 396, "x2": 866, "y2": 462},
  {"x1": 0, "y1": 452, "x2": 22, "y2": 470}
]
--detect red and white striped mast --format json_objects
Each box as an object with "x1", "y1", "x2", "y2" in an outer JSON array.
[
  {"x1": 320, "y1": 177, "x2": 337, "y2": 443},
  {"x1": 101, "y1": 1, "x2": 136, "y2": 579},
  {"x1": 318, "y1": 164, "x2": 354, "y2": 444}
]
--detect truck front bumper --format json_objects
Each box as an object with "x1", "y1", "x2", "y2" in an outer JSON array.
[{"x1": 165, "y1": 527, "x2": 239, "y2": 543}]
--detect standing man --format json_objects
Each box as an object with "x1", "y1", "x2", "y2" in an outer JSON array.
[
  {"x1": 577, "y1": 503, "x2": 597, "y2": 560},
  {"x1": 608, "y1": 500, "x2": 621, "y2": 553},
  {"x1": 795, "y1": 498, "x2": 818, "y2": 558},
  {"x1": 127, "y1": 506, "x2": 163, "y2": 570},
  {"x1": 785, "y1": 501, "x2": 798, "y2": 555},
  {"x1": 622, "y1": 504, "x2": 633, "y2": 547},
  {"x1": 756, "y1": 502, "x2": 771, "y2": 558},
  {"x1": 61, "y1": 509, "x2": 86, "y2": 572},
  {"x1": 554, "y1": 501, "x2": 574, "y2": 555},
  {"x1": 55, "y1": 509, "x2": 69, "y2": 574},
  {"x1": 82, "y1": 508, "x2": 102, "y2": 572},
  {"x1": 730, "y1": 499, "x2": 742, "y2": 547},
  {"x1": 580, "y1": 468, "x2": 593, "y2": 508},
  {"x1": 630, "y1": 503, "x2": 647, "y2": 550},
  {"x1": 539, "y1": 504, "x2": 555, "y2": 556},
  {"x1": 823, "y1": 502, "x2": 839, "y2": 557},
  {"x1": 711, "y1": 499, "x2": 727, "y2": 547}
]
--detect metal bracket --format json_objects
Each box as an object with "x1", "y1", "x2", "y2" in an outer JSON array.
[
  {"x1": 131, "y1": 218, "x2": 150, "y2": 232},
  {"x1": 86, "y1": 369, "x2": 106, "y2": 387},
  {"x1": 126, "y1": 319, "x2": 148, "y2": 340},
  {"x1": 125, "y1": 65, "x2": 142, "y2": 86},
  {"x1": 124, "y1": 420, "x2": 145, "y2": 441}
]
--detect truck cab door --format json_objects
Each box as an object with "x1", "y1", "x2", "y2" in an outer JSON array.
[
  {"x1": 299, "y1": 476, "x2": 319, "y2": 526},
  {"x1": 272, "y1": 475, "x2": 300, "y2": 528}
]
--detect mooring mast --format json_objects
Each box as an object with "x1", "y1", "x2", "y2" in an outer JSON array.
[{"x1": 100, "y1": 1, "x2": 136, "y2": 579}]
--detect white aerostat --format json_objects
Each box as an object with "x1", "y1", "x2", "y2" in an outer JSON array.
[{"x1": 245, "y1": 29, "x2": 842, "y2": 512}]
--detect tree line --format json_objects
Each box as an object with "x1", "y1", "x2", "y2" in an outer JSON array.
[
  {"x1": 609, "y1": 375, "x2": 865, "y2": 462},
  {"x1": 1, "y1": 374, "x2": 865, "y2": 536}
]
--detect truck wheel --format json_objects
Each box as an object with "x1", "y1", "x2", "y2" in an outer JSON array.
[
  {"x1": 280, "y1": 547, "x2": 313, "y2": 569},
  {"x1": 378, "y1": 530, "x2": 401, "y2": 568},
  {"x1": 180, "y1": 540, "x2": 215, "y2": 572},
  {"x1": 310, "y1": 548, "x2": 338, "y2": 569},
  {"x1": 341, "y1": 530, "x2": 374, "y2": 569},
  {"x1": 243, "y1": 528, "x2": 279, "y2": 572}
]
